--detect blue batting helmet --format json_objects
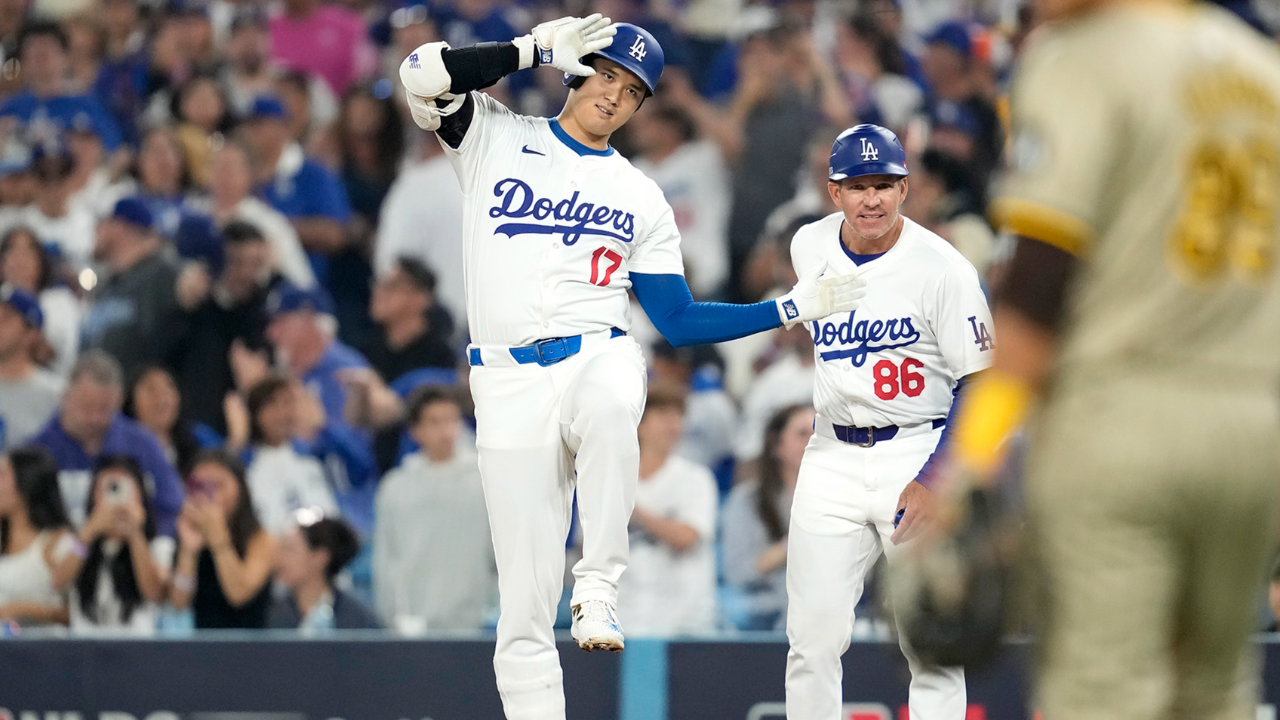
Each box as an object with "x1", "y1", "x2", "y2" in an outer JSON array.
[
  {"x1": 563, "y1": 23, "x2": 664, "y2": 96},
  {"x1": 828, "y1": 124, "x2": 909, "y2": 181}
]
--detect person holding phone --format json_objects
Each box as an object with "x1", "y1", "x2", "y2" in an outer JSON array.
[
  {"x1": 66, "y1": 456, "x2": 172, "y2": 634},
  {"x1": 169, "y1": 449, "x2": 276, "y2": 629}
]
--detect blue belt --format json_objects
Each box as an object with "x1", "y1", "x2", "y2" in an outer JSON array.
[
  {"x1": 831, "y1": 418, "x2": 946, "y2": 448},
  {"x1": 469, "y1": 328, "x2": 624, "y2": 367}
]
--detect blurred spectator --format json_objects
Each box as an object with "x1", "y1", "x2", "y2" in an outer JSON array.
[
  {"x1": 21, "y1": 140, "x2": 96, "y2": 267},
  {"x1": 617, "y1": 383, "x2": 717, "y2": 636},
  {"x1": 172, "y1": 74, "x2": 232, "y2": 188},
  {"x1": 275, "y1": 68, "x2": 339, "y2": 151},
  {"x1": 239, "y1": 95, "x2": 352, "y2": 273},
  {"x1": 220, "y1": 13, "x2": 278, "y2": 115},
  {"x1": 0, "y1": 284, "x2": 63, "y2": 448},
  {"x1": 0, "y1": 21, "x2": 122, "y2": 152},
  {"x1": 630, "y1": 99, "x2": 729, "y2": 298},
  {"x1": 430, "y1": 0, "x2": 517, "y2": 55},
  {"x1": 269, "y1": 0, "x2": 373, "y2": 98},
  {"x1": 257, "y1": 282, "x2": 376, "y2": 530},
  {"x1": 63, "y1": 16, "x2": 105, "y2": 95},
  {"x1": 30, "y1": 350, "x2": 184, "y2": 536},
  {"x1": 651, "y1": 340, "x2": 737, "y2": 492},
  {"x1": 124, "y1": 364, "x2": 208, "y2": 477},
  {"x1": 360, "y1": 257, "x2": 455, "y2": 471},
  {"x1": 0, "y1": 227, "x2": 80, "y2": 377},
  {"x1": 0, "y1": 447, "x2": 75, "y2": 627},
  {"x1": 201, "y1": 140, "x2": 316, "y2": 288},
  {"x1": 268, "y1": 513, "x2": 381, "y2": 630},
  {"x1": 899, "y1": 148, "x2": 995, "y2": 276},
  {"x1": 735, "y1": 326, "x2": 816, "y2": 466},
  {"x1": 834, "y1": 15, "x2": 923, "y2": 134},
  {"x1": 80, "y1": 198, "x2": 182, "y2": 381},
  {"x1": 0, "y1": 144, "x2": 35, "y2": 225},
  {"x1": 91, "y1": 0, "x2": 148, "y2": 148},
  {"x1": 65, "y1": 123, "x2": 113, "y2": 215},
  {"x1": 721, "y1": 404, "x2": 813, "y2": 630},
  {"x1": 99, "y1": 126, "x2": 200, "y2": 239},
  {"x1": 920, "y1": 20, "x2": 1002, "y2": 194},
  {"x1": 373, "y1": 386, "x2": 494, "y2": 631},
  {"x1": 170, "y1": 450, "x2": 276, "y2": 629},
  {"x1": 66, "y1": 456, "x2": 172, "y2": 634},
  {"x1": 374, "y1": 138, "x2": 465, "y2": 323},
  {"x1": 163, "y1": 221, "x2": 274, "y2": 435},
  {"x1": 239, "y1": 374, "x2": 339, "y2": 536}
]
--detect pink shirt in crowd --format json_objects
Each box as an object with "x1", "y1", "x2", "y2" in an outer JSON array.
[{"x1": 269, "y1": 5, "x2": 374, "y2": 96}]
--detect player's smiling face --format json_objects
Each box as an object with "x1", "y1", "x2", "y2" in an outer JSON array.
[
  {"x1": 563, "y1": 59, "x2": 647, "y2": 141},
  {"x1": 829, "y1": 174, "x2": 909, "y2": 242}
]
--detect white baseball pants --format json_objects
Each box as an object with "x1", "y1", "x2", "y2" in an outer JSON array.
[
  {"x1": 470, "y1": 336, "x2": 647, "y2": 720},
  {"x1": 785, "y1": 421, "x2": 967, "y2": 720}
]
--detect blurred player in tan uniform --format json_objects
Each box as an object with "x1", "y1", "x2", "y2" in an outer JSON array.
[{"x1": 931, "y1": 0, "x2": 1280, "y2": 718}]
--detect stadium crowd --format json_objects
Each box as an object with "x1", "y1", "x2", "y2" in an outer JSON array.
[{"x1": 0, "y1": 0, "x2": 1273, "y2": 635}]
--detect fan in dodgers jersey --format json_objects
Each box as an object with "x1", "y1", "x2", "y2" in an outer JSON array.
[
  {"x1": 398, "y1": 16, "x2": 868, "y2": 720},
  {"x1": 783, "y1": 124, "x2": 993, "y2": 720}
]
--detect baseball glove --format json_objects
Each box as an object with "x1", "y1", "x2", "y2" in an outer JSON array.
[{"x1": 892, "y1": 482, "x2": 1018, "y2": 669}]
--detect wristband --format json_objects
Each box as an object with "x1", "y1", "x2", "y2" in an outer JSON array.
[{"x1": 952, "y1": 370, "x2": 1033, "y2": 475}]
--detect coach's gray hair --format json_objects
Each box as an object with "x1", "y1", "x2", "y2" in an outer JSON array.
[{"x1": 68, "y1": 349, "x2": 125, "y2": 390}]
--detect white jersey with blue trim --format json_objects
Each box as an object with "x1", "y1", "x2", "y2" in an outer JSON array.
[
  {"x1": 441, "y1": 92, "x2": 686, "y2": 347},
  {"x1": 790, "y1": 212, "x2": 994, "y2": 428}
]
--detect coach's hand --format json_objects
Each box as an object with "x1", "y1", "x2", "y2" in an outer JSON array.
[
  {"x1": 528, "y1": 14, "x2": 617, "y2": 76},
  {"x1": 776, "y1": 260, "x2": 867, "y2": 328},
  {"x1": 890, "y1": 480, "x2": 934, "y2": 545}
]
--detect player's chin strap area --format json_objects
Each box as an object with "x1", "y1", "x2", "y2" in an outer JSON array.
[
  {"x1": 468, "y1": 327, "x2": 625, "y2": 368},
  {"x1": 814, "y1": 415, "x2": 945, "y2": 448}
]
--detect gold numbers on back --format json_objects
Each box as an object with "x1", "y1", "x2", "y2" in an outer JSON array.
[{"x1": 1169, "y1": 136, "x2": 1279, "y2": 284}]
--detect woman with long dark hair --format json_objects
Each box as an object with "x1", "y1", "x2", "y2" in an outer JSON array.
[
  {"x1": 720, "y1": 404, "x2": 814, "y2": 630},
  {"x1": 0, "y1": 447, "x2": 76, "y2": 626},
  {"x1": 124, "y1": 364, "x2": 206, "y2": 476},
  {"x1": 168, "y1": 449, "x2": 276, "y2": 628},
  {"x1": 0, "y1": 226, "x2": 81, "y2": 377},
  {"x1": 66, "y1": 456, "x2": 171, "y2": 633},
  {"x1": 268, "y1": 513, "x2": 381, "y2": 630}
]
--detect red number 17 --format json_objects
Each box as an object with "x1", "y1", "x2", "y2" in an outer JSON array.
[{"x1": 590, "y1": 247, "x2": 624, "y2": 286}]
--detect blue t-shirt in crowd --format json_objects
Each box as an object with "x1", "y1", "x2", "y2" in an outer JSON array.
[
  {"x1": 30, "y1": 413, "x2": 184, "y2": 537},
  {"x1": 0, "y1": 92, "x2": 123, "y2": 151},
  {"x1": 259, "y1": 158, "x2": 353, "y2": 224}
]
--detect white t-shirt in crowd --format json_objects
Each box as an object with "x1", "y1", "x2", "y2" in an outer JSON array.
[
  {"x1": 616, "y1": 455, "x2": 718, "y2": 636},
  {"x1": 69, "y1": 536, "x2": 176, "y2": 635},
  {"x1": 246, "y1": 443, "x2": 340, "y2": 535},
  {"x1": 734, "y1": 352, "x2": 816, "y2": 462}
]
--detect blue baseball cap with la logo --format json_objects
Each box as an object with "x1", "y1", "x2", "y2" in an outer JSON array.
[
  {"x1": 828, "y1": 124, "x2": 910, "y2": 182},
  {"x1": 562, "y1": 22, "x2": 664, "y2": 96}
]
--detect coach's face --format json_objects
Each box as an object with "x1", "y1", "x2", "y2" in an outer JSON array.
[
  {"x1": 829, "y1": 174, "x2": 908, "y2": 242},
  {"x1": 566, "y1": 59, "x2": 647, "y2": 140}
]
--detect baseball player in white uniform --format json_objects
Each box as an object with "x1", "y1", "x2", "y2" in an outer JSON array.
[
  {"x1": 784, "y1": 124, "x2": 993, "y2": 719},
  {"x1": 398, "y1": 19, "x2": 867, "y2": 720}
]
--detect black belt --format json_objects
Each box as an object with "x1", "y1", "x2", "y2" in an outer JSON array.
[{"x1": 830, "y1": 418, "x2": 946, "y2": 448}]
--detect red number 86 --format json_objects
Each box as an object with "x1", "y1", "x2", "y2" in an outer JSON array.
[{"x1": 873, "y1": 358, "x2": 925, "y2": 401}]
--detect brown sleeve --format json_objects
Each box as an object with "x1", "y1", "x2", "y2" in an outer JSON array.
[{"x1": 994, "y1": 236, "x2": 1079, "y2": 333}]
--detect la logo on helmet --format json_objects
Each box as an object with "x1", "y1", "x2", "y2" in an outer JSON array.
[
  {"x1": 860, "y1": 138, "x2": 879, "y2": 162},
  {"x1": 629, "y1": 37, "x2": 647, "y2": 61}
]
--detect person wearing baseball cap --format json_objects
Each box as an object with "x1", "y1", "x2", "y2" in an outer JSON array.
[
  {"x1": 239, "y1": 94, "x2": 352, "y2": 274},
  {"x1": 82, "y1": 197, "x2": 183, "y2": 381},
  {"x1": 0, "y1": 283, "x2": 62, "y2": 448},
  {"x1": 261, "y1": 280, "x2": 378, "y2": 533}
]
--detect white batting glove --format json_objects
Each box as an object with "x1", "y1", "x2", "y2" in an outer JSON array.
[
  {"x1": 527, "y1": 14, "x2": 617, "y2": 76},
  {"x1": 775, "y1": 260, "x2": 867, "y2": 328}
]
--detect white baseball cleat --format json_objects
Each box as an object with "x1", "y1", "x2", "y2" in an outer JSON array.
[{"x1": 570, "y1": 601, "x2": 625, "y2": 653}]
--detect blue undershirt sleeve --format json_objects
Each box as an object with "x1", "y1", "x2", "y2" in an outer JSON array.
[
  {"x1": 913, "y1": 373, "x2": 976, "y2": 487},
  {"x1": 630, "y1": 273, "x2": 782, "y2": 347}
]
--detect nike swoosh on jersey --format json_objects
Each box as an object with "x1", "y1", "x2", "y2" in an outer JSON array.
[{"x1": 521, "y1": 146, "x2": 545, "y2": 156}]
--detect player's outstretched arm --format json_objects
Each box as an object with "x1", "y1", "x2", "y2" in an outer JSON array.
[
  {"x1": 399, "y1": 15, "x2": 615, "y2": 137},
  {"x1": 631, "y1": 267, "x2": 866, "y2": 347}
]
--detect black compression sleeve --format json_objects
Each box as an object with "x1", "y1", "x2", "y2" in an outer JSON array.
[
  {"x1": 441, "y1": 42, "x2": 525, "y2": 94},
  {"x1": 995, "y1": 236, "x2": 1078, "y2": 332},
  {"x1": 436, "y1": 95, "x2": 473, "y2": 149}
]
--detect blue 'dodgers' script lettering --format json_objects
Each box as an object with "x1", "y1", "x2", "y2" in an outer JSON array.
[
  {"x1": 488, "y1": 178, "x2": 637, "y2": 246},
  {"x1": 813, "y1": 311, "x2": 921, "y2": 367}
]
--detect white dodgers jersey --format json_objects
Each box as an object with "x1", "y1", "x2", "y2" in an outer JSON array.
[
  {"x1": 791, "y1": 213, "x2": 994, "y2": 428},
  {"x1": 442, "y1": 92, "x2": 686, "y2": 346}
]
